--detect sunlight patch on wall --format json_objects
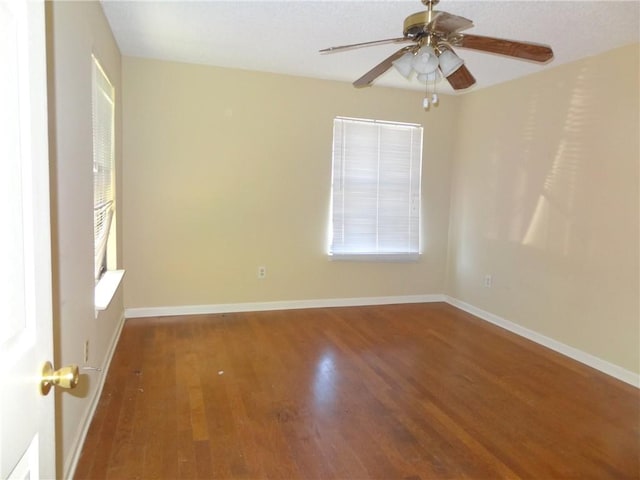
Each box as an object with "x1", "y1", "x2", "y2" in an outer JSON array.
[{"x1": 522, "y1": 67, "x2": 590, "y2": 257}]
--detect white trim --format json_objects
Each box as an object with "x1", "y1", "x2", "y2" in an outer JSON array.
[
  {"x1": 329, "y1": 253, "x2": 420, "y2": 262},
  {"x1": 336, "y1": 116, "x2": 422, "y2": 128},
  {"x1": 63, "y1": 311, "x2": 126, "y2": 480},
  {"x1": 125, "y1": 294, "x2": 446, "y2": 319},
  {"x1": 123, "y1": 294, "x2": 638, "y2": 388},
  {"x1": 94, "y1": 269, "x2": 125, "y2": 311},
  {"x1": 445, "y1": 296, "x2": 640, "y2": 388}
]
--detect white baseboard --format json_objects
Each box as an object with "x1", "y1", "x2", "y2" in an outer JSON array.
[
  {"x1": 445, "y1": 296, "x2": 640, "y2": 388},
  {"x1": 64, "y1": 311, "x2": 127, "y2": 480},
  {"x1": 124, "y1": 293, "x2": 638, "y2": 388},
  {"x1": 125, "y1": 294, "x2": 446, "y2": 319}
]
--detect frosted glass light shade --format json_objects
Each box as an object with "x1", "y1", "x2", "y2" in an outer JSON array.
[
  {"x1": 392, "y1": 52, "x2": 415, "y2": 78},
  {"x1": 416, "y1": 71, "x2": 442, "y2": 83},
  {"x1": 411, "y1": 46, "x2": 439, "y2": 74},
  {"x1": 438, "y1": 49, "x2": 464, "y2": 77}
]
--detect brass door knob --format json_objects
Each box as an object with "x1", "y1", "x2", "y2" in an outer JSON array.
[{"x1": 40, "y1": 361, "x2": 79, "y2": 396}]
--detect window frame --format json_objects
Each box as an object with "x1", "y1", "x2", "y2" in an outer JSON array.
[
  {"x1": 92, "y1": 54, "x2": 115, "y2": 282},
  {"x1": 328, "y1": 116, "x2": 423, "y2": 261}
]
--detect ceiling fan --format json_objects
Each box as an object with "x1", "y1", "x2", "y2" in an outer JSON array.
[{"x1": 319, "y1": 0, "x2": 554, "y2": 91}]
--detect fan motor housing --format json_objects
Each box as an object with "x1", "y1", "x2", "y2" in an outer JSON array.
[{"x1": 404, "y1": 11, "x2": 434, "y2": 37}]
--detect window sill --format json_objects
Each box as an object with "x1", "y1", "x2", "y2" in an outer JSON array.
[
  {"x1": 328, "y1": 253, "x2": 420, "y2": 262},
  {"x1": 95, "y1": 269, "x2": 125, "y2": 311}
]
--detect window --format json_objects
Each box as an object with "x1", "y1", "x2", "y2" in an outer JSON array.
[
  {"x1": 329, "y1": 117, "x2": 423, "y2": 260},
  {"x1": 92, "y1": 55, "x2": 115, "y2": 281}
]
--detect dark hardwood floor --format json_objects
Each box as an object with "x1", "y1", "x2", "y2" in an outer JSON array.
[{"x1": 74, "y1": 302, "x2": 639, "y2": 479}]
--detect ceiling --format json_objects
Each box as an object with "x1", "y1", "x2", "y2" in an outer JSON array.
[{"x1": 101, "y1": 0, "x2": 640, "y2": 95}]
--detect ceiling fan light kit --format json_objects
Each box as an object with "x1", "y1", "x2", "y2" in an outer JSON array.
[
  {"x1": 391, "y1": 46, "x2": 463, "y2": 80},
  {"x1": 320, "y1": 0, "x2": 554, "y2": 111},
  {"x1": 392, "y1": 52, "x2": 415, "y2": 79},
  {"x1": 416, "y1": 71, "x2": 441, "y2": 83},
  {"x1": 412, "y1": 45, "x2": 439, "y2": 74},
  {"x1": 437, "y1": 48, "x2": 464, "y2": 77}
]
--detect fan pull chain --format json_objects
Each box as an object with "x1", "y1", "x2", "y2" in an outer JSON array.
[
  {"x1": 432, "y1": 73, "x2": 439, "y2": 106},
  {"x1": 423, "y1": 73, "x2": 439, "y2": 110},
  {"x1": 423, "y1": 79, "x2": 429, "y2": 110}
]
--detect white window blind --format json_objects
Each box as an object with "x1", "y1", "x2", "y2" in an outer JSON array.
[
  {"x1": 92, "y1": 55, "x2": 115, "y2": 280},
  {"x1": 329, "y1": 117, "x2": 423, "y2": 260}
]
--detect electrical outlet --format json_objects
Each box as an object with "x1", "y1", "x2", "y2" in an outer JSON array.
[
  {"x1": 258, "y1": 266, "x2": 266, "y2": 279},
  {"x1": 484, "y1": 274, "x2": 493, "y2": 288},
  {"x1": 83, "y1": 340, "x2": 89, "y2": 363}
]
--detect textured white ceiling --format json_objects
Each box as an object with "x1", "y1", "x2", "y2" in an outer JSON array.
[{"x1": 101, "y1": 0, "x2": 640, "y2": 94}]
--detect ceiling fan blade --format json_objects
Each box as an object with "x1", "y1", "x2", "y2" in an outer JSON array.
[
  {"x1": 445, "y1": 64, "x2": 476, "y2": 90},
  {"x1": 319, "y1": 37, "x2": 412, "y2": 54},
  {"x1": 427, "y1": 11, "x2": 474, "y2": 35},
  {"x1": 454, "y1": 34, "x2": 554, "y2": 62},
  {"x1": 353, "y1": 45, "x2": 416, "y2": 88}
]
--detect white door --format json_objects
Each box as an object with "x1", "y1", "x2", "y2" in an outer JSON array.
[{"x1": 0, "y1": 0, "x2": 56, "y2": 478}]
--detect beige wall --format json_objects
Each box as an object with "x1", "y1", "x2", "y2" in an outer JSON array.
[
  {"x1": 122, "y1": 57, "x2": 459, "y2": 308},
  {"x1": 46, "y1": 1, "x2": 123, "y2": 477},
  {"x1": 446, "y1": 44, "x2": 640, "y2": 374}
]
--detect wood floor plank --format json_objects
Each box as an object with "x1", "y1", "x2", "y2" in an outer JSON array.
[
  {"x1": 75, "y1": 303, "x2": 639, "y2": 479},
  {"x1": 321, "y1": 311, "x2": 515, "y2": 478}
]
